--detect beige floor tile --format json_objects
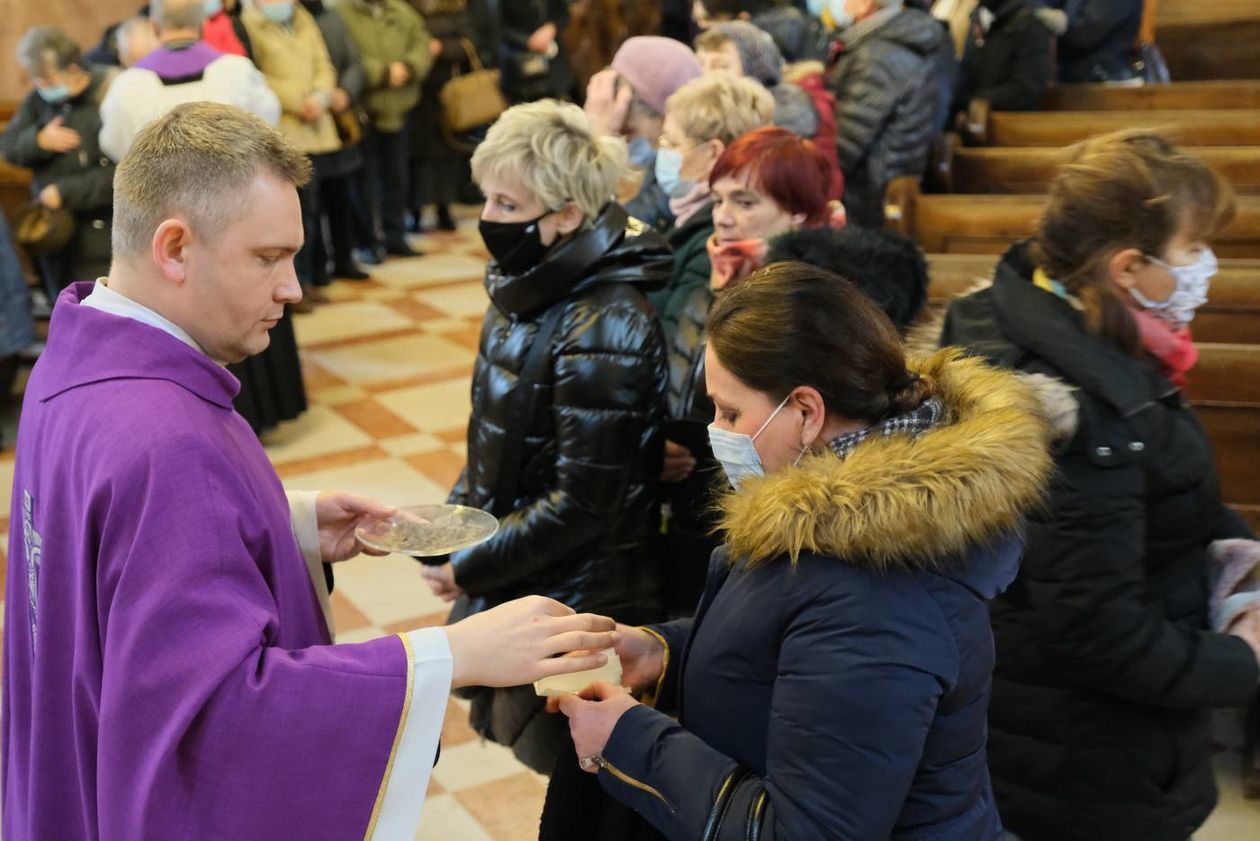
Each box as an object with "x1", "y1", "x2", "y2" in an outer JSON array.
[
  {"x1": 332, "y1": 626, "x2": 387, "y2": 645},
  {"x1": 1200, "y1": 749, "x2": 1260, "y2": 839},
  {"x1": 331, "y1": 552, "x2": 451, "y2": 628},
  {"x1": 422, "y1": 316, "x2": 478, "y2": 334},
  {"x1": 281, "y1": 457, "x2": 448, "y2": 510},
  {"x1": 455, "y1": 773, "x2": 548, "y2": 841},
  {"x1": 378, "y1": 432, "x2": 448, "y2": 458},
  {"x1": 413, "y1": 794, "x2": 494, "y2": 841},
  {"x1": 308, "y1": 384, "x2": 369, "y2": 405},
  {"x1": 293, "y1": 301, "x2": 415, "y2": 346},
  {"x1": 305, "y1": 333, "x2": 475, "y2": 388},
  {"x1": 261, "y1": 405, "x2": 374, "y2": 465},
  {"x1": 431, "y1": 738, "x2": 530, "y2": 792},
  {"x1": 413, "y1": 284, "x2": 490, "y2": 320},
  {"x1": 371, "y1": 253, "x2": 488, "y2": 289},
  {"x1": 375, "y1": 379, "x2": 473, "y2": 434}
]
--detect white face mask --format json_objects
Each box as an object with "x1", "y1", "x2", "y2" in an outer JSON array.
[
  {"x1": 1129, "y1": 248, "x2": 1217, "y2": 325},
  {"x1": 708, "y1": 395, "x2": 792, "y2": 490}
]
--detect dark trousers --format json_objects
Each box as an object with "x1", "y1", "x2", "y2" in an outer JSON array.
[
  {"x1": 296, "y1": 175, "x2": 329, "y2": 288},
  {"x1": 319, "y1": 172, "x2": 359, "y2": 271},
  {"x1": 363, "y1": 127, "x2": 409, "y2": 249}
]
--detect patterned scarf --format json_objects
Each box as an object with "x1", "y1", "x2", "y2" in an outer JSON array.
[{"x1": 827, "y1": 396, "x2": 944, "y2": 460}]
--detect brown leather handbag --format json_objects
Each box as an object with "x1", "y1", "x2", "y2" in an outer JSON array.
[{"x1": 439, "y1": 39, "x2": 508, "y2": 134}]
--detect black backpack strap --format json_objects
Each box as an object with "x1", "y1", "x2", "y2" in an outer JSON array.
[{"x1": 490, "y1": 303, "x2": 567, "y2": 517}]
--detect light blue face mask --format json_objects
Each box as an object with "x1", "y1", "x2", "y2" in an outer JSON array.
[
  {"x1": 627, "y1": 135, "x2": 654, "y2": 169},
  {"x1": 260, "y1": 1, "x2": 295, "y2": 24},
  {"x1": 654, "y1": 147, "x2": 694, "y2": 199},
  {"x1": 204, "y1": 0, "x2": 223, "y2": 17},
  {"x1": 708, "y1": 395, "x2": 793, "y2": 490},
  {"x1": 36, "y1": 84, "x2": 71, "y2": 105}
]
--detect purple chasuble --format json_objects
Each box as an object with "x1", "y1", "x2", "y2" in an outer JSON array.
[
  {"x1": 4, "y1": 284, "x2": 443, "y2": 840},
  {"x1": 133, "y1": 41, "x2": 225, "y2": 79}
]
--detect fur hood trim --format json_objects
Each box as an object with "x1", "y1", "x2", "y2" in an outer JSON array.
[{"x1": 719, "y1": 349, "x2": 1053, "y2": 569}]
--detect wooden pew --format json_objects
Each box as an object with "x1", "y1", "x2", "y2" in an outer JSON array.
[
  {"x1": 930, "y1": 139, "x2": 1260, "y2": 195},
  {"x1": 1185, "y1": 343, "x2": 1260, "y2": 525},
  {"x1": 966, "y1": 106, "x2": 1260, "y2": 148},
  {"x1": 1155, "y1": 0, "x2": 1260, "y2": 81},
  {"x1": 1042, "y1": 81, "x2": 1260, "y2": 112},
  {"x1": 924, "y1": 254, "x2": 1260, "y2": 345},
  {"x1": 885, "y1": 178, "x2": 1260, "y2": 259}
]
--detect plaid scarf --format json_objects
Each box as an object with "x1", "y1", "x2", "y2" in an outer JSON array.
[{"x1": 827, "y1": 396, "x2": 944, "y2": 460}]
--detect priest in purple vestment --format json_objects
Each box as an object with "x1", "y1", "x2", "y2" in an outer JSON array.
[{"x1": 2, "y1": 101, "x2": 618, "y2": 841}]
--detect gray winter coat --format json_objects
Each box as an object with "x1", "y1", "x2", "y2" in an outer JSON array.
[{"x1": 826, "y1": 7, "x2": 952, "y2": 225}]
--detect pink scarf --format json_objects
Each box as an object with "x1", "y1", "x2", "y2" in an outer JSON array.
[
  {"x1": 1132, "y1": 308, "x2": 1199, "y2": 387},
  {"x1": 707, "y1": 235, "x2": 769, "y2": 290},
  {"x1": 668, "y1": 181, "x2": 712, "y2": 230}
]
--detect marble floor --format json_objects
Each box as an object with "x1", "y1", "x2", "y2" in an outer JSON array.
[{"x1": 0, "y1": 207, "x2": 1257, "y2": 838}]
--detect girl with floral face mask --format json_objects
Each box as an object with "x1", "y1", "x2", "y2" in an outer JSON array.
[{"x1": 937, "y1": 129, "x2": 1260, "y2": 841}]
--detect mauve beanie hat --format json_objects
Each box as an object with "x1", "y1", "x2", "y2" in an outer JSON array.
[{"x1": 611, "y1": 36, "x2": 704, "y2": 115}]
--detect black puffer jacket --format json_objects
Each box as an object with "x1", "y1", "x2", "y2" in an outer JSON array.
[
  {"x1": 449, "y1": 202, "x2": 670, "y2": 617},
  {"x1": 940, "y1": 243, "x2": 1260, "y2": 841},
  {"x1": 449, "y1": 204, "x2": 671, "y2": 772},
  {"x1": 958, "y1": 0, "x2": 1055, "y2": 112},
  {"x1": 826, "y1": 7, "x2": 953, "y2": 225}
]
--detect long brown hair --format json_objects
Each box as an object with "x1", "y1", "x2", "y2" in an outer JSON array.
[
  {"x1": 706, "y1": 261, "x2": 934, "y2": 424},
  {"x1": 1036, "y1": 130, "x2": 1236, "y2": 354}
]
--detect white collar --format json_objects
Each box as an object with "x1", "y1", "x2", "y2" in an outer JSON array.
[{"x1": 81, "y1": 279, "x2": 205, "y2": 355}]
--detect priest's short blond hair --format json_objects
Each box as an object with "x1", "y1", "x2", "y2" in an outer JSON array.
[
  {"x1": 471, "y1": 99, "x2": 628, "y2": 221},
  {"x1": 112, "y1": 102, "x2": 311, "y2": 258}
]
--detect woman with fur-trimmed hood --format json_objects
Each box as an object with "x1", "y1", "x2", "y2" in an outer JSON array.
[{"x1": 554, "y1": 262, "x2": 1052, "y2": 840}]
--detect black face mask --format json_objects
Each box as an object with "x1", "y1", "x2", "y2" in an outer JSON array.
[{"x1": 479, "y1": 213, "x2": 553, "y2": 275}]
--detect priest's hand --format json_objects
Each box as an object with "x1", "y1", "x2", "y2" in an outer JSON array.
[
  {"x1": 315, "y1": 491, "x2": 396, "y2": 562},
  {"x1": 558, "y1": 682, "x2": 639, "y2": 772},
  {"x1": 443, "y1": 596, "x2": 617, "y2": 689}
]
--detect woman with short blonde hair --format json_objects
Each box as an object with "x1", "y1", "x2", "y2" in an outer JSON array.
[{"x1": 421, "y1": 100, "x2": 673, "y2": 774}]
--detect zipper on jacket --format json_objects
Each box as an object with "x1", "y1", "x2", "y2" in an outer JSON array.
[{"x1": 594, "y1": 756, "x2": 675, "y2": 812}]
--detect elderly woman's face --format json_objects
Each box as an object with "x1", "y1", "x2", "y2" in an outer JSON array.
[{"x1": 478, "y1": 175, "x2": 577, "y2": 247}]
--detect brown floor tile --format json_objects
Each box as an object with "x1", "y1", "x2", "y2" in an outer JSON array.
[
  {"x1": 272, "y1": 445, "x2": 391, "y2": 480},
  {"x1": 302, "y1": 326, "x2": 422, "y2": 353},
  {"x1": 440, "y1": 697, "x2": 480, "y2": 748},
  {"x1": 0, "y1": 516, "x2": 8, "y2": 534},
  {"x1": 300, "y1": 357, "x2": 347, "y2": 391},
  {"x1": 454, "y1": 772, "x2": 548, "y2": 841},
  {"x1": 330, "y1": 591, "x2": 372, "y2": 633},
  {"x1": 405, "y1": 450, "x2": 467, "y2": 490},
  {"x1": 426, "y1": 778, "x2": 445, "y2": 797},
  {"x1": 331, "y1": 400, "x2": 418, "y2": 440},
  {"x1": 400, "y1": 276, "x2": 486, "y2": 294},
  {"x1": 435, "y1": 427, "x2": 469, "y2": 445},
  {"x1": 381, "y1": 610, "x2": 452, "y2": 636},
  {"x1": 362, "y1": 366, "x2": 475, "y2": 395},
  {"x1": 440, "y1": 325, "x2": 483, "y2": 353},
  {"x1": 381, "y1": 297, "x2": 447, "y2": 323}
]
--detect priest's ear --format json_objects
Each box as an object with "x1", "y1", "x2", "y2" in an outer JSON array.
[{"x1": 151, "y1": 218, "x2": 195, "y2": 286}]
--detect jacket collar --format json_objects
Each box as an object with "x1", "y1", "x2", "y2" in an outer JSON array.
[
  {"x1": 991, "y1": 242, "x2": 1170, "y2": 417},
  {"x1": 486, "y1": 203, "x2": 630, "y2": 318},
  {"x1": 32, "y1": 283, "x2": 240, "y2": 410},
  {"x1": 719, "y1": 349, "x2": 1051, "y2": 570}
]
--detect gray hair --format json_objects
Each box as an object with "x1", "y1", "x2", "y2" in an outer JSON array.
[
  {"x1": 116, "y1": 17, "x2": 158, "y2": 65},
  {"x1": 113, "y1": 102, "x2": 312, "y2": 257},
  {"x1": 150, "y1": 0, "x2": 207, "y2": 31},
  {"x1": 15, "y1": 27, "x2": 82, "y2": 77}
]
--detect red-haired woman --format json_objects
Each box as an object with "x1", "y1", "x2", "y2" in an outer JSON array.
[{"x1": 658, "y1": 126, "x2": 840, "y2": 614}]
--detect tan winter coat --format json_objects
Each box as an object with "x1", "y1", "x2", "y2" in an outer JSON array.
[{"x1": 242, "y1": 4, "x2": 341, "y2": 155}]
